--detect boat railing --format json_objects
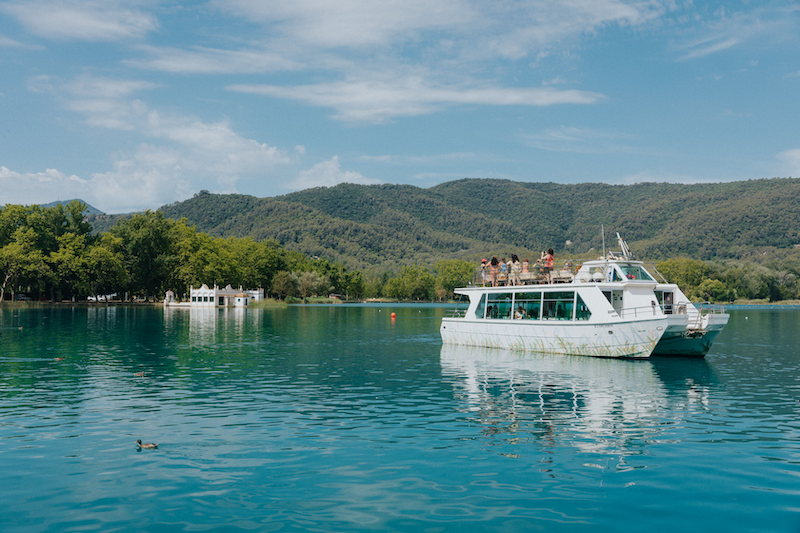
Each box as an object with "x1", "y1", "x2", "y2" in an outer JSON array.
[
  {"x1": 611, "y1": 304, "x2": 663, "y2": 318},
  {"x1": 694, "y1": 301, "x2": 726, "y2": 312},
  {"x1": 613, "y1": 302, "x2": 727, "y2": 320},
  {"x1": 639, "y1": 262, "x2": 669, "y2": 283},
  {"x1": 472, "y1": 261, "x2": 580, "y2": 287},
  {"x1": 447, "y1": 294, "x2": 469, "y2": 318}
]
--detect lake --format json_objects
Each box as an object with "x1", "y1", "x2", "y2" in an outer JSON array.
[{"x1": 1, "y1": 304, "x2": 799, "y2": 532}]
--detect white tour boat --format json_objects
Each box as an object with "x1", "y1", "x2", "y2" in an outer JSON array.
[{"x1": 440, "y1": 235, "x2": 728, "y2": 359}]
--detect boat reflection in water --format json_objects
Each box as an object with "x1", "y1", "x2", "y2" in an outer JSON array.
[{"x1": 440, "y1": 343, "x2": 712, "y2": 458}]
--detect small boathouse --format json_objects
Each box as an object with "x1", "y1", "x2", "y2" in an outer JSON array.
[{"x1": 164, "y1": 284, "x2": 265, "y2": 308}]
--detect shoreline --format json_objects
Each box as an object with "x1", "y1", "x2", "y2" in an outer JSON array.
[{"x1": 4, "y1": 300, "x2": 800, "y2": 309}]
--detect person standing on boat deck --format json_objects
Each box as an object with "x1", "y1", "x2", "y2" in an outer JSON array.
[
  {"x1": 543, "y1": 248, "x2": 555, "y2": 282},
  {"x1": 480, "y1": 258, "x2": 488, "y2": 287},
  {"x1": 490, "y1": 256, "x2": 499, "y2": 287},
  {"x1": 510, "y1": 254, "x2": 521, "y2": 286},
  {"x1": 499, "y1": 257, "x2": 508, "y2": 285}
]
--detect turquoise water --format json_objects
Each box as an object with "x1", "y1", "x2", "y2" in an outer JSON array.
[{"x1": 1, "y1": 305, "x2": 799, "y2": 532}]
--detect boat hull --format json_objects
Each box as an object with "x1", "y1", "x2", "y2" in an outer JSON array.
[
  {"x1": 651, "y1": 326, "x2": 726, "y2": 357},
  {"x1": 440, "y1": 317, "x2": 667, "y2": 359},
  {"x1": 651, "y1": 314, "x2": 729, "y2": 357}
]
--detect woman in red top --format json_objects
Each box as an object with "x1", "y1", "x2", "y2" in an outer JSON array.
[{"x1": 543, "y1": 248, "x2": 554, "y2": 282}]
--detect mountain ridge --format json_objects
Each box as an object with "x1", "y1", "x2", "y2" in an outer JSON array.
[{"x1": 88, "y1": 178, "x2": 800, "y2": 272}]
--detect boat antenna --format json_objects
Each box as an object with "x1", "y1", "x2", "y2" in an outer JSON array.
[
  {"x1": 616, "y1": 232, "x2": 631, "y2": 259},
  {"x1": 601, "y1": 225, "x2": 606, "y2": 259}
]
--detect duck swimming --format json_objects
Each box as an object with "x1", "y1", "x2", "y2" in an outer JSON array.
[{"x1": 136, "y1": 439, "x2": 158, "y2": 449}]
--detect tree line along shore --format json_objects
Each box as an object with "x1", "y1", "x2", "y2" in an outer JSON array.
[{"x1": 2, "y1": 200, "x2": 800, "y2": 304}]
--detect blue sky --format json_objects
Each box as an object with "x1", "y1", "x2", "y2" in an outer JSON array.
[{"x1": 1, "y1": 0, "x2": 798, "y2": 213}]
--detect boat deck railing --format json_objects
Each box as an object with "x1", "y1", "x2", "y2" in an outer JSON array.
[
  {"x1": 693, "y1": 302, "x2": 727, "y2": 314},
  {"x1": 472, "y1": 261, "x2": 579, "y2": 287},
  {"x1": 471, "y1": 259, "x2": 675, "y2": 287},
  {"x1": 611, "y1": 305, "x2": 663, "y2": 319},
  {"x1": 639, "y1": 262, "x2": 669, "y2": 283},
  {"x1": 614, "y1": 302, "x2": 727, "y2": 319}
]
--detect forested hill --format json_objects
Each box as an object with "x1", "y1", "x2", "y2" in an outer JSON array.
[{"x1": 141, "y1": 178, "x2": 800, "y2": 272}]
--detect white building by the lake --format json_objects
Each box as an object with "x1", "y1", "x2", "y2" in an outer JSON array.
[{"x1": 164, "y1": 284, "x2": 264, "y2": 308}]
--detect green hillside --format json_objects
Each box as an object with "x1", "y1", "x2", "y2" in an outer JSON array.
[{"x1": 153, "y1": 178, "x2": 800, "y2": 272}]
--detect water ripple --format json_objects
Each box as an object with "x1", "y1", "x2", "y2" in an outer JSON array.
[{"x1": 2, "y1": 307, "x2": 800, "y2": 532}]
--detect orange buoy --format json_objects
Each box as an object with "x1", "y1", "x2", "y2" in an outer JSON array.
[{"x1": 391, "y1": 312, "x2": 396, "y2": 318}]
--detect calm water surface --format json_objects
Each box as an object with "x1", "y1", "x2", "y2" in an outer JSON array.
[{"x1": 1, "y1": 305, "x2": 799, "y2": 532}]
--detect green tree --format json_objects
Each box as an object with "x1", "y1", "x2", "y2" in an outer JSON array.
[
  {"x1": 694, "y1": 279, "x2": 729, "y2": 303},
  {"x1": 435, "y1": 259, "x2": 475, "y2": 298},
  {"x1": 0, "y1": 234, "x2": 48, "y2": 301},
  {"x1": 385, "y1": 266, "x2": 435, "y2": 300},
  {"x1": 657, "y1": 258, "x2": 709, "y2": 293},
  {"x1": 110, "y1": 211, "x2": 180, "y2": 298},
  {"x1": 49, "y1": 232, "x2": 90, "y2": 299},
  {"x1": 345, "y1": 270, "x2": 365, "y2": 299},
  {"x1": 271, "y1": 270, "x2": 297, "y2": 299},
  {"x1": 85, "y1": 237, "x2": 128, "y2": 299},
  {"x1": 296, "y1": 271, "x2": 318, "y2": 299}
]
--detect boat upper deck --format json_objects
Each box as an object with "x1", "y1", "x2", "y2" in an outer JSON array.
[{"x1": 471, "y1": 258, "x2": 667, "y2": 288}]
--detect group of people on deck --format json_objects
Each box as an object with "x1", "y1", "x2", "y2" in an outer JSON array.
[{"x1": 481, "y1": 249, "x2": 555, "y2": 287}]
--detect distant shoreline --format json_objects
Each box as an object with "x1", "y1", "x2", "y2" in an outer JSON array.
[{"x1": 4, "y1": 300, "x2": 800, "y2": 309}]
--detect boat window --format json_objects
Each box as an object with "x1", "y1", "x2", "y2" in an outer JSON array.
[
  {"x1": 542, "y1": 291, "x2": 574, "y2": 320},
  {"x1": 611, "y1": 267, "x2": 623, "y2": 282},
  {"x1": 655, "y1": 290, "x2": 673, "y2": 314},
  {"x1": 619, "y1": 264, "x2": 655, "y2": 281},
  {"x1": 514, "y1": 292, "x2": 541, "y2": 320},
  {"x1": 602, "y1": 291, "x2": 612, "y2": 304},
  {"x1": 486, "y1": 293, "x2": 513, "y2": 319},
  {"x1": 475, "y1": 293, "x2": 487, "y2": 318},
  {"x1": 575, "y1": 294, "x2": 591, "y2": 320}
]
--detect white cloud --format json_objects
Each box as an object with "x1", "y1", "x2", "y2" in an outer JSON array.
[
  {"x1": 10, "y1": 74, "x2": 296, "y2": 212},
  {"x1": 126, "y1": 45, "x2": 301, "y2": 74},
  {"x1": 78, "y1": 110, "x2": 293, "y2": 211},
  {"x1": 522, "y1": 126, "x2": 639, "y2": 154},
  {"x1": 213, "y1": 0, "x2": 473, "y2": 49},
  {"x1": 675, "y1": 6, "x2": 797, "y2": 61},
  {"x1": 469, "y1": 0, "x2": 664, "y2": 61},
  {"x1": 294, "y1": 156, "x2": 381, "y2": 189},
  {"x1": 58, "y1": 75, "x2": 292, "y2": 172},
  {"x1": 88, "y1": 147, "x2": 194, "y2": 212},
  {"x1": 0, "y1": 161, "x2": 191, "y2": 214},
  {"x1": 777, "y1": 148, "x2": 800, "y2": 175},
  {"x1": 0, "y1": 166, "x2": 92, "y2": 205},
  {"x1": 230, "y1": 76, "x2": 604, "y2": 123},
  {"x1": 60, "y1": 75, "x2": 160, "y2": 130},
  {"x1": 0, "y1": 33, "x2": 25, "y2": 47},
  {"x1": 1, "y1": 0, "x2": 158, "y2": 41},
  {"x1": 215, "y1": 0, "x2": 663, "y2": 56},
  {"x1": 111, "y1": 0, "x2": 664, "y2": 125}
]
